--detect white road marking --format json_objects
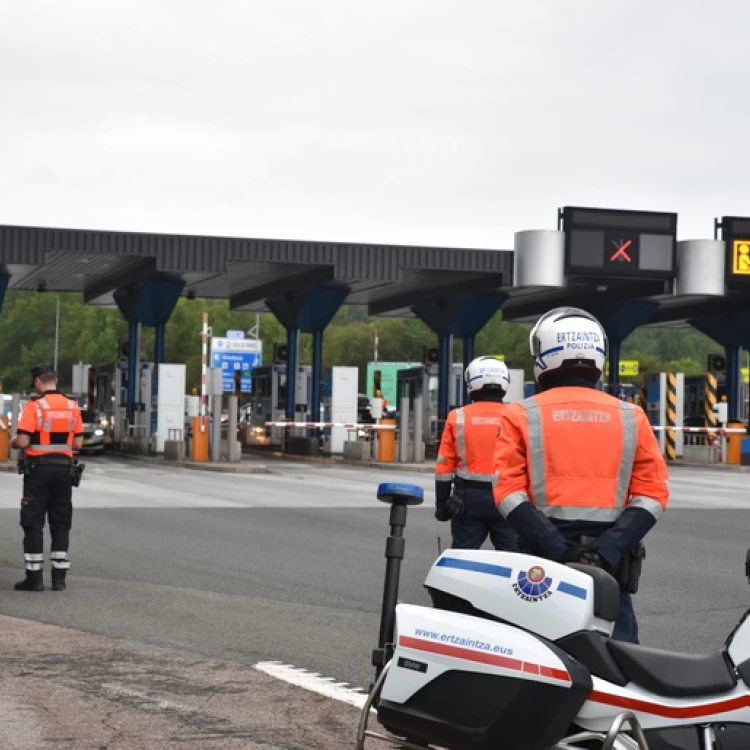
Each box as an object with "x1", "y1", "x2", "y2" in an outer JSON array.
[{"x1": 253, "y1": 661, "x2": 369, "y2": 709}]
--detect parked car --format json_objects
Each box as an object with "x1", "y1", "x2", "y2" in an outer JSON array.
[{"x1": 80, "y1": 410, "x2": 105, "y2": 453}]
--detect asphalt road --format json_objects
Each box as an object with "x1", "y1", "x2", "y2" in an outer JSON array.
[{"x1": 0, "y1": 458, "x2": 747, "y2": 694}]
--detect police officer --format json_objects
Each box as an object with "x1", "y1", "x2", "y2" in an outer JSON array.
[
  {"x1": 435, "y1": 356, "x2": 519, "y2": 551},
  {"x1": 492, "y1": 308, "x2": 669, "y2": 643},
  {"x1": 11, "y1": 363, "x2": 84, "y2": 592}
]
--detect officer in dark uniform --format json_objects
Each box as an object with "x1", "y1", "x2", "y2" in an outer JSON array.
[{"x1": 11, "y1": 364, "x2": 84, "y2": 591}]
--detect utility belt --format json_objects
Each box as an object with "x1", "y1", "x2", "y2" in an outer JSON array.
[
  {"x1": 17, "y1": 454, "x2": 85, "y2": 487},
  {"x1": 453, "y1": 476, "x2": 492, "y2": 491},
  {"x1": 30, "y1": 454, "x2": 73, "y2": 466},
  {"x1": 579, "y1": 535, "x2": 646, "y2": 595}
]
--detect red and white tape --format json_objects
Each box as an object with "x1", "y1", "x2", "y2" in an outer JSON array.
[
  {"x1": 651, "y1": 426, "x2": 746, "y2": 434},
  {"x1": 265, "y1": 422, "x2": 396, "y2": 430}
]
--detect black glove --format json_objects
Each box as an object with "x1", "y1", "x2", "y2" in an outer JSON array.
[
  {"x1": 445, "y1": 488, "x2": 465, "y2": 517},
  {"x1": 435, "y1": 501, "x2": 452, "y2": 522},
  {"x1": 561, "y1": 543, "x2": 602, "y2": 567},
  {"x1": 578, "y1": 550, "x2": 604, "y2": 567}
]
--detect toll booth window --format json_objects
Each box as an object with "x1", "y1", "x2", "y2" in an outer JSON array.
[
  {"x1": 255, "y1": 376, "x2": 270, "y2": 399},
  {"x1": 428, "y1": 376, "x2": 439, "y2": 410},
  {"x1": 277, "y1": 380, "x2": 287, "y2": 411}
]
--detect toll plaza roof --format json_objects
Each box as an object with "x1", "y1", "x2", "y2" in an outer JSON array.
[
  {"x1": 0, "y1": 224, "x2": 513, "y2": 316},
  {"x1": 501, "y1": 279, "x2": 671, "y2": 325}
]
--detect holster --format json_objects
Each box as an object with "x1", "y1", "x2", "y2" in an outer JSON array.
[
  {"x1": 71, "y1": 460, "x2": 85, "y2": 488},
  {"x1": 618, "y1": 543, "x2": 646, "y2": 594},
  {"x1": 579, "y1": 535, "x2": 645, "y2": 594},
  {"x1": 17, "y1": 455, "x2": 33, "y2": 476}
]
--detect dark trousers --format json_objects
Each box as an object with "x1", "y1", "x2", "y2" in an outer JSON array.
[
  {"x1": 552, "y1": 521, "x2": 641, "y2": 645},
  {"x1": 612, "y1": 592, "x2": 639, "y2": 644},
  {"x1": 451, "y1": 486, "x2": 519, "y2": 551},
  {"x1": 21, "y1": 465, "x2": 73, "y2": 576}
]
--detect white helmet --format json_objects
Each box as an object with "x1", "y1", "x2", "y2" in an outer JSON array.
[
  {"x1": 530, "y1": 307, "x2": 607, "y2": 385},
  {"x1": 465, "y1": 356, "x2": 510, "y2": 395}
]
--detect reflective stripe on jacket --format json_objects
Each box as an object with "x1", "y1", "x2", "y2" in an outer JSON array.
[
  {"x1": 18, "y1": 393, "x2": 83, "y2": 458},
  {"x1": 436, "y1": 401, "x2": 506, "y2": 484},
  {"x1": 492, "y1": 386, "x2": 669, "y2": 523}
]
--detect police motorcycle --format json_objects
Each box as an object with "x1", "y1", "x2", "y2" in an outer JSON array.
[{"x1": 356, "y1": 482, "x2": 750, "y2": 750}]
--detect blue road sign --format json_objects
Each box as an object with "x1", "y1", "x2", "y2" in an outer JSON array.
[{"x1": 210, "y1": 337, "x2": 263, "y2": 393}]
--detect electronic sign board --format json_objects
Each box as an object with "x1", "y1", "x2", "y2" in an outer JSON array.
[
  {"x1": 720, "y1": 217, "x2": 750, "y2": 288},
  {"x1": 562, "y1": 206, "x2": 677, "y2": 279}
]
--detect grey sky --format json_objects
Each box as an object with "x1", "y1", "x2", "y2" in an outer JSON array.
[{"x1": 0, "y1": 0, "x2": 747, "y2": 250}]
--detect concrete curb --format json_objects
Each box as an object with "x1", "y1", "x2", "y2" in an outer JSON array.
[{"x1": 101, "y1": 453, "x2": 269, "y2": 474}]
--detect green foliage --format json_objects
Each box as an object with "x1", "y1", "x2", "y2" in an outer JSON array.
[{"x1": 0, "y1": 292, "x2": 728, "y2": 393}]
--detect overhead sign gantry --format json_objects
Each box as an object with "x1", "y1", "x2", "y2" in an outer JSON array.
[{"x1": 505, "y1": 206, "x2": 678, "y2": 391}]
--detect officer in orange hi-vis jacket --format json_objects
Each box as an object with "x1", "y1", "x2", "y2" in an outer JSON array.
[
  {"x1": 435, "y1": 356, "x2": 518, "y2": 551},
  {"x1": 11, "y1": 363, "x2": 84, "y2": 592},
  {"x1": 492, "y1": 308, "x2": 669, "y2": 643}
]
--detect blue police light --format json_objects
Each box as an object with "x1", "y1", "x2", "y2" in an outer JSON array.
[{"x1": 376, "y1": 482, "x2": 424, "y2": 506}]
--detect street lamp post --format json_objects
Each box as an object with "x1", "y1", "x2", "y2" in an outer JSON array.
[{"x1": 53, "y1": 295, "x2": 60, "y2": 371}]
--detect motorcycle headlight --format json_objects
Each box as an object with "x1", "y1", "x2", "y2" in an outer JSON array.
[{"x1": 94, "y1": 429, "x2": 104, "y2": 436}]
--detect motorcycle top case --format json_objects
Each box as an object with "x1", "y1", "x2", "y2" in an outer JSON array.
[
  {"x1": 378, "y1": 603, "x2": 593, "y2": 750},
  {"x1": 424, "y1": 549, "x2": 617, "y2": 641}
]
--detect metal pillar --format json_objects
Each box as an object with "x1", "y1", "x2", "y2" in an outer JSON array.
[
  {"x1": 311, "y1": 330, "x2": 323, "y2": 423},
  {"x1": 286, "y1": 327, "x2": 299, "y2": 419},
  {"x1": 608, "y1": 338, "x2": 622, "y2": 391},
  {"x1": 211, "y1": 391, "x2": 222, "y2": 462},
  {"x1": 127, "y1": 319, "x2": 139, "y2": 419},
  {"x1": 155, "y1": 323, "x2": 166, "y2": 366},
  {"x1": 462, "y1": 335, "x2": 475, "y2": 404},
  {"x1": 413, "y1": 395, "x2": 424, "y2": 463},
  {"x1": 726, "y1": 344, "x2": 742, "y2": 421},
  {"x1": 437, "y1": 333, "x2": 453, "y2": 421},
  {"x1": 399, "y1": 396, "x2": 410, "y2": 463},
  {"x1": 227, "y1": 394, "x2": 240, "y2": 462},
  {"x1": 152, "y1": 322, "x2": 166, "y2": 428},
  {"x1": 9, "y1": 393, "x2": 20, "y2": 462}
]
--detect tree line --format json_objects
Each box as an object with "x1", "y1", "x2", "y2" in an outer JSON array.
[{"x1": 0, "y1": 291, "x2": 724, "y2": 394}]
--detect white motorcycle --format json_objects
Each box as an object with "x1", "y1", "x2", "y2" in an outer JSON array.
[{"x1": 355, "y1": 482, "x2": 750, "y2": 750}]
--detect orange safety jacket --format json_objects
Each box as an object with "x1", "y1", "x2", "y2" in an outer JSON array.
[
  {"x1": 17, "y1": 392, "x2": 83, "y2": 458},
  {"x1": 436, "y1": 401, "x2": 506, "y2": 485},
  {"x1": 493, "y1": 387, "x2": 669, "y2": 524}
]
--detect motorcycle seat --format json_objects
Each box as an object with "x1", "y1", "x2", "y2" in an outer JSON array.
[{"x1": 607, "y1": 640, "x2": 737, "y2": 698}]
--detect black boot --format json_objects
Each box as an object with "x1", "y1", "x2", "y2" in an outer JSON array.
[
  {"x1": 14, "y1": 571, "x2": 44, "y2": 592},
  {"x1": 51, "y1": 570, "x2": 67, "y2": 592}
]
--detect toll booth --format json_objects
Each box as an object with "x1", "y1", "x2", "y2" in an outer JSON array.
[
  {"x1": 396, "y1": 365, "x2": 462, "y2": 451},
  {"x1": 93, "y1": 361, "x2": 155, "y2": 444},
  {"x1": 602, "y1": 382, "x2": 638, "y2": 402},
  {"x1": 247, "y1": 364, "x2": 313, "y2": 447}
]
